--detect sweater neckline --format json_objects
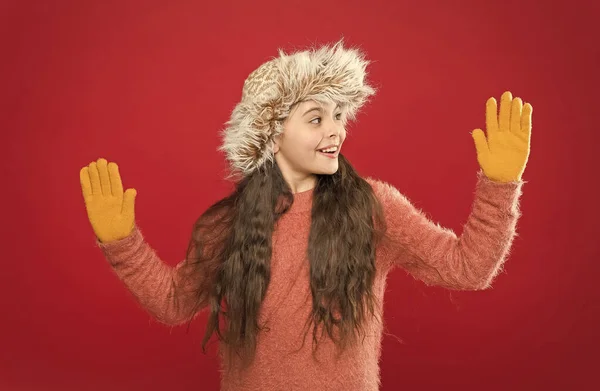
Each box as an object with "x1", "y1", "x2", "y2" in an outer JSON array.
[{"x1": 287, "y1": 186, "x2": 314, "y2": 214}]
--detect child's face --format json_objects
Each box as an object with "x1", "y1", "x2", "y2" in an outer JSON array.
[{"x1": 273, "y1": 99, "x2": 346, "y2": 187}]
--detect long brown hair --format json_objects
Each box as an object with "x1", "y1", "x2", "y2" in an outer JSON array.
[{"x1": 177, "y1": 153, "x2": 390, "y2": 370}]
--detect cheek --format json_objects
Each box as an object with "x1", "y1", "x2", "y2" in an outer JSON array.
[{"x1": 303, "y1": 136, "x2": 323, "y2": 153}]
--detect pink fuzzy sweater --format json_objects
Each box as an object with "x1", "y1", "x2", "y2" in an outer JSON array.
[{"x1": 96, "y1": 170, "x2": 524, "y2": 390}]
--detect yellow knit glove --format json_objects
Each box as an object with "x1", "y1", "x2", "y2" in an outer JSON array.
[
  {"x1": 79, "y1": 158, "x2": 137, "y2": 243},
  {"x1": 471, "y1": 91, "x2": 533, "y2": 183}
]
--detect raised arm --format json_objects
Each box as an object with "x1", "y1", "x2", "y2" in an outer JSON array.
[
  {"x1": 80, "y1": 158, "x2": 209, "y2": 326},
  {"x1": 369, "y1": 171, "x2": 526, "y2": 290},
  {"x1": 96, "y1": 223, "x2": 209, "y2": 326}
]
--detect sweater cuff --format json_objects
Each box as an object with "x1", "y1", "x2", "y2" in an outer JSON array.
[
  {"x1": 474, "y1": 169, "x2": 526, "y2": 215},
  {"x1": 95, "y1": 224, "x2": 145, "y2": 259}
]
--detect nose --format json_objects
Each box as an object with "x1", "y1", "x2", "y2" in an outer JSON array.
[{"x1": 326, "y1": 121, "x2": 342, "y2": 140}]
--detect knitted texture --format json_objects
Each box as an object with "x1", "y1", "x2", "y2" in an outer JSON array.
[
  {"x1": 96, "y1": 171, "x2": 525, "y2": 390},
  {"x1": 218, "y1": 38, "x2": 376, "y2": 179}
]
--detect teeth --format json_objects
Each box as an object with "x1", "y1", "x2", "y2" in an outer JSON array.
[{"x1": 320, "y1": 147, "x2": 338, "y2": 153}]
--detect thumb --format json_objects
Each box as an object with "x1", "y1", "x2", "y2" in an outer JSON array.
[
  {"x1": 122, "y1": 188, "x2": 137, "y2": 217},
  {"x1": 471, "y1": 129, "x2": 489, "y2": 160}
]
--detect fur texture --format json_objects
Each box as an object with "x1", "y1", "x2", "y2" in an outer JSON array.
[{"x1": 218, "y1": 38, "x2": 376, "y2": 179}]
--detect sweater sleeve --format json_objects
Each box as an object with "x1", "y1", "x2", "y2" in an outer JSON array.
[
  {"x1": 368, "y1": 170, "x2": 526, "y2": 290},
  {"x1": 95, "y1": 224, "x2": 208, "y2": 326}
]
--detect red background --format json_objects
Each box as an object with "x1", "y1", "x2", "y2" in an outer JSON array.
[{"x1": 2, "y1": 0, "x2": 598, "y2": 389}]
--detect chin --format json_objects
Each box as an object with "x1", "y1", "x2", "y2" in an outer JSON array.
[{"x1": 317, "y1": 165, "x2": 339, "y2": 175}]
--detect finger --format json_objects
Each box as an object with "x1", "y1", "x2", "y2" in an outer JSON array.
[
  {"x1": 471, "y1": 128, "x2": 489, "y2": 158},
  {"x1": 485, "y1": 97, "x2": 498, "y2": 135},
  {"x1": 108, "y1": 162, "x2": 123, "y2": 197},
  {"x1": 511, "y1": 97, "x2": 523, "y2": 134},
  {"x1": 97, "y1": 158, "x2": 111, "y2": 196},
  {"x1": 521, "y1": 103, "x2": 532, "y2": 135},
  {"x1": 498, "y1": 91, "x2": 513, "y2": 132},
  {"x1": 122, "y1": 188, "x2": 137, "y2": 217},
  {"x1": 88, "y1": 161, "x2": 101, "y2": 195},
  {"x1": 80, "y1": 167, "x2": 92, "y2": 199}
]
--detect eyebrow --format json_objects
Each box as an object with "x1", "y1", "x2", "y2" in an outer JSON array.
[{"x1": 302, "y1": 104, "x2": 341, "y2": 117}]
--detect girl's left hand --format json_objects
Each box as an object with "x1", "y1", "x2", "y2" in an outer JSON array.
[{"x1": 471, "y1": 91, "x2": 533, "y2": 183}]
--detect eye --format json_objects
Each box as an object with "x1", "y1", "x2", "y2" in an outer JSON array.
[{"x1": 310, "y1": 113, "x2": 343, "y2": 124}]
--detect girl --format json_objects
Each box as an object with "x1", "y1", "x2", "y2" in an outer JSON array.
[{"x1": 80, "y1": 39, "x2": 531, "y2": 390}]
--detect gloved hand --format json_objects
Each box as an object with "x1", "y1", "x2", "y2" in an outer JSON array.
[
  {"x1": 471, "y1": 91, "x2": 533, "y2": 183},
  {"x1": 80, "y1": 158, "x2": 137, "y2": 243}
]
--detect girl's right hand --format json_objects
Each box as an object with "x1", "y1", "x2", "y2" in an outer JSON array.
[{"x1": 80, "y1": 158, "x2": 137, "y2": 243}]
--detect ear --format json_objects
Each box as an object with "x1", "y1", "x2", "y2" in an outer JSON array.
[{"x1": 271, "y1": 136, "x2": 280, "y2": 154}]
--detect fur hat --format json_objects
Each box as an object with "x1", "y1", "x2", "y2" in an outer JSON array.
[{"x1": 218, "y1": 38, "x2": 376, "y2": 179}]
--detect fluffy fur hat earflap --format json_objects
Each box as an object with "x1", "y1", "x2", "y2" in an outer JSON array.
[{"x1": 218, "y1": 38, "x2": 376, "y2": 180}]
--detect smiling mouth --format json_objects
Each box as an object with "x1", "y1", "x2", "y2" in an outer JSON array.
[{"x1": 318, "y1": 150, "x2": 339, "y2": 158}]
